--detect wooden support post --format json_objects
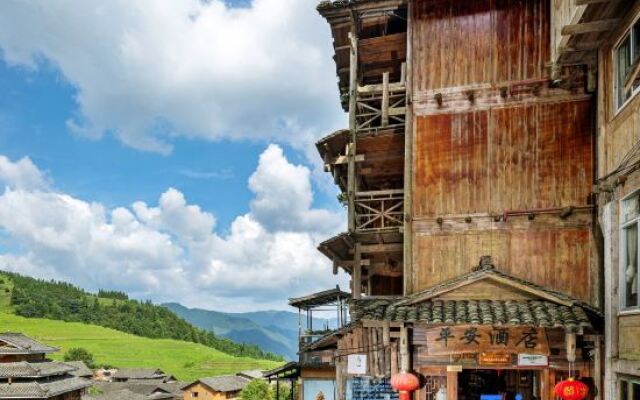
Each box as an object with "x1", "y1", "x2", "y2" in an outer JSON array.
[
  {"x1": 381, "y1": 71, "x2": 390, "y2": 128},
  {"x1": 566, "y1": 332, "x2": 577, "y2": 362},
  {"x1": 347, "y1": 29, "x2": 358, "y2": 233},
  {"x1": 593, "y1": 335, "x2": 603, "y2": 400},
  {"x1": 353, "y1": 243, "x2": 362, "y2": 300},
  {"x1": 400, "y1": 326, "x2": 409, "y2": 372},
  {"x1": 447, "y1": 370, "x2": 459, "y2": 400},
  {"x1": 403, "y1": 0, "x2": 414, "y2": 296},
  {"x1": 540, "y1": 369, "x2": 550, "y2": 400}
]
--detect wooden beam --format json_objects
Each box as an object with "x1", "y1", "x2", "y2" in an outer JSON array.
[
  {"x1": 353, "y1": 242, "x2": 362, "y2": 300},
  {"x1": 559, "y1": 41, "x2": 602, "y2": 53},
  {"x1": 561, "y1": 19, "x2": 620, "y2": 36},
  {"x1": 381, "y1": 72, "x2": 390, "y2": 128},
  {"x1": 575, "y1": 0, "x2": 612, "y2": 5},
  {"x1": 358, "y1": 243, "x2": 404, "y2": 253},
  {"x1": 403, "y1": 0, "x2": 414, "y2": 296},
  {"x1": 347, "y1": 26, "x2": 358, "y2": 234}
]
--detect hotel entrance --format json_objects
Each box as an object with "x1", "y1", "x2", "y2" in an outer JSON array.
[{"x1": 458, "y1": 370, "x2": 539, "y2": 400}]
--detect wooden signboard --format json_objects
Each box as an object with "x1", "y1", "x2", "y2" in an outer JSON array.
[
  {"x1": 479, "y1": 353, "x2": 511, "y2": 366},
  {"x1": 423, "y1": 326, "x2": 549, "y2": 356}
]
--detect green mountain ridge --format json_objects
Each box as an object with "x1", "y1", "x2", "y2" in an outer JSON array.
[
  {"x1": 0, "y1": 271, "x2": 282, "y2": 361},
  {"x1": 163, "y1": 303, "x2": 337, "y2": 360}
]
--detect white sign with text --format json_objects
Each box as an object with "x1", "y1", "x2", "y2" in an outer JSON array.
[{"x1": 347, "y1": 354, "x2": 368, "y2": 375}]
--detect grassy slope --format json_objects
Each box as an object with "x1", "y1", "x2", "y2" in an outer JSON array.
[
  {"x1": 0, "y1": 313, "x2": 280, "y2": 382},
  {"x1": 0, "y1": 275, "x2": 280, "y2": 382}
]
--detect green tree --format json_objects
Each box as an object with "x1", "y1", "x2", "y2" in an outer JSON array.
[
  {"x1": 240, "y1": 380, "x2": 274, "y2": 400},
  {"x1": 63, "y1": 347, "x2": 96, "y2": 369}
]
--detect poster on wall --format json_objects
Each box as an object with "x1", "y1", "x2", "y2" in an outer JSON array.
[
  {"x1": 303, "y1": 379, "x2": 336, "y2": 400},
  {"x1": 347, "y1": 354, "x2": 368, "y2": 375},
  {"x1": 346, "y1": 377, "x2": 398, "y2": 400}
]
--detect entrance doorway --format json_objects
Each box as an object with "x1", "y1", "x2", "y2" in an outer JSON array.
[{"x1": 458, "y1": 370, "x2": 539, "y2": 400}]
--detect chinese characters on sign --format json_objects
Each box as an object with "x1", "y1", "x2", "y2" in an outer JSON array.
[{"x1": 424, "y1": 326, "x2": 549, "y2": 356}]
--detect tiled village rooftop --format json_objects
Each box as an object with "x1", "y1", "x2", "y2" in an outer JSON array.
[
  {"x1": 0, "y1": 361, "x2": 76, "y2": 378},
  {"x1": 0, "y1": 377, "x2": 91, "y2": 398},
  {"x1": 0, "y1": 333, "x2": 57, "y2": 354},
  {"x1": 350, "y1": 260, "x2": 602, "y2": 331},
  {"x1": 351, "y1": 298, "x2": 594, "y2": 330}
]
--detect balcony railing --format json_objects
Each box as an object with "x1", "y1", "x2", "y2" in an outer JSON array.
[
  {"x1": 355, "y1": 72, "x2": 406, "y2": 135},
  {"x1": 354, "y1": 189, "x2": 404, "y2": 232}
]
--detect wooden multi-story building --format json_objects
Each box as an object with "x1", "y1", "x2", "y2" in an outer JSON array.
[
  {"x1": 0, "y1": 332, "x2": 90, "y2": 399},
  {"x1": 303, "y1": 1, "x2": 635, "y2": 400}
]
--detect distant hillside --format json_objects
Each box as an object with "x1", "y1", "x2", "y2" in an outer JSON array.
[
  {"x1": 0, "y1": 312, "x2": 279, "y2": 382},
  {"x1": 163, "y1": 303, "x2": 337, "y2": 360},
  {"x1": 0, "y1": 271, "x2": 282, "y2": 361}
]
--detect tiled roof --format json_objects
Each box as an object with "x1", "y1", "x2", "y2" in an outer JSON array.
[
  {"x1": 289, "y1": 286, "x2": 350, "y2": 309},
  {"x1": 92, "y1": 381, "x2": 182, "y2": 397},
  {"x1": 0, "y1": 333, "x2": 57, "y2": 355},
  {"x1": 113, "y1": 368, "x2": 167, "y2": 380},
  {"x1": 0, "y1": 376, "x2": 90, "y2": 398},
  {"x1": 236, "y1": 370, "x2": 264, "y2": 380},
  {"x1": 90, "y1": 389, "x2": 147, "y2": 400},
  {"x1": 0, "y1": 361, "x2": 75, "y2": 378},
  {"x1": 318, "y1": 0, "x2": 383, "y2": 11},
  {"x1": 89, "y1": 389, "x2": 177, "y2": 400},
  {"x1": 186, "y1": 376, "x2": 250, "y2": 393},
  {"x1": 63, "y1": 361, "x2": 93, "y2": 378},
  {"x1": 351, "y1": 298, "x2": 594, "y2": 330}
]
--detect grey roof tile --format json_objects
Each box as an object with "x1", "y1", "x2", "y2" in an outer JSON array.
[
  {"x1": 0, "y1": 361, "x2": 75, "y2": 378},
  {"x1": 185, "y1": 376, "x2": 250, "y2": 393},
  {"x1": 0, "y1": 376, "x2": 90, "y2": 398},
  {"x1": 351, "y1": 298, "x2": 595, "y2": 330},
  {"x1": 0, "y1": 333, "x2": 57, "y2": 355}
]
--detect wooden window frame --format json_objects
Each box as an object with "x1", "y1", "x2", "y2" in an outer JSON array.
[
  {"x1": 614, "y1": 13, "x2": 640, "y2": 113},
  {"x1": 620, "y1": 190, "x2": 640, "y2": 312},
  {"x1": 618, "y1": 375, "x2": 640, "y2": 400}
]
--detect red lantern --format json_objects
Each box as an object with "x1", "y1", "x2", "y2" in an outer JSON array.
[
  {"x1": 554, "y1": 378, "x2": 589, "y2": 400},
  {"x1": 391, "y1": 371, "x2": 420, "y2": 400}
]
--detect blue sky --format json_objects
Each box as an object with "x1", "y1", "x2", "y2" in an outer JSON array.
[{"x1": 0, "y1": 0, "x2": 348, "y2": 311}]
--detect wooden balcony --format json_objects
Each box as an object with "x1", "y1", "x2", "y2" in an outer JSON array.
[
  {"x1": 355, "y1": 72, "x2": 406, "y2": 135},
  {"x1": 354, "y1": 189, "x2": 404, "y2": 232}
]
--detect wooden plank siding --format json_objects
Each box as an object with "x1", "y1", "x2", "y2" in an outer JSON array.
[
  {"x1": 408, "y1": 0, "x2": 595, "y2": 303},
  {"x1": 412, "y1": 227, "x2": 594, "y2": 301},
  {"x1": 414, "y1": 100, "x2": 593, "y2": 216},
  {"x1": 412, "y1": 0, "x2": 550, "y2": 93}
]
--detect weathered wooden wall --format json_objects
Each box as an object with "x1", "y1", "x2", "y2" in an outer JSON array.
[
  {"x1": 412, "y1": 0, "x2": 550, "y2": 93},
  {"x1": 412, "y1": 226, "x2": 594, "y2": 301},
  {"x1": 409, "y1": 0, "x2": 596, "y2": 302},
  {"x1": 414, "y1": 100, "x2": 593, "y2": 216}
]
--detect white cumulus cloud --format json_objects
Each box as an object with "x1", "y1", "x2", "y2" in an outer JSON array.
[
  {"x1": 0, "y1": 0, "x2": 345, "y2": 155},
  {"x1": 0, "y1": 155, "x2": 50, "y2": 190},
  {"x1": 0, "y1": 147, "x2": 346, "y2": 311}
]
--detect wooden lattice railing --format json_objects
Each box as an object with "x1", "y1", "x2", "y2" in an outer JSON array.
[
  {"x1": 355, "y1": 71, "x2": 406, "y2": 135},
  {"x1": 354, "y1": 189, "x2": 404, "y2": 231}
]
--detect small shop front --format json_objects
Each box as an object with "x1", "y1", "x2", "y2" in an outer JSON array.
[{"x1": 414, "y1": 325, "x2": 600, "y2": 400}]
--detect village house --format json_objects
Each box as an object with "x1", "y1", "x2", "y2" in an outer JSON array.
[
  {"x1": 112, "y1": 368, "x2": 177, "y2": 383},
  {"x1": 0, "y1": 332, "x2": 91, "y2": 399},
  {"x1": 294, "y1": 0, "x2": 636, "y2": 400},
  {"x1": 181, "y1": 375, "x2": 251, "y2": 400}
]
